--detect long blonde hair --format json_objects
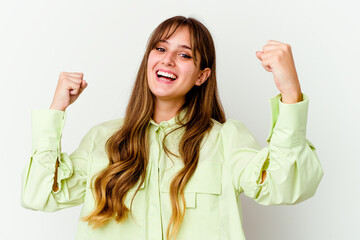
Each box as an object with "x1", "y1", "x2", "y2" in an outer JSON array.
[{"x1": 81, "y1": 16, "x2": 226, "y2": 240}]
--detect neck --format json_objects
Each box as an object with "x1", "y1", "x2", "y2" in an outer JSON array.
[{"x1": 153, "y1": 97, "x2": 185, "y2": 124}]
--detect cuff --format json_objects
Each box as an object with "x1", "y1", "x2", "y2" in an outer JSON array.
[
  {"x1": 31, "y1": 109, "x2": 67, "y2": 149},
  {"x1": 266, "y1": 93, "x2": 309, "y2": 147}
]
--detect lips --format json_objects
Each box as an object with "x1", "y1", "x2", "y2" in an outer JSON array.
[
  {"x1": 155, "y1": 72, "x2": 176, "y2": 84},
  {"x1": 156, "y1": 69, "x2": 178, "y2": 80}
]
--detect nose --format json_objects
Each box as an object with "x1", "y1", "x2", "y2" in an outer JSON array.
[{"x1": 162, "y1": 51, "x2": 175, "y2": 66}]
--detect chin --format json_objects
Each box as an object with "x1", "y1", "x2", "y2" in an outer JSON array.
[{"x1": 152, "y1": 92, "x2": 174, "y2": 100}]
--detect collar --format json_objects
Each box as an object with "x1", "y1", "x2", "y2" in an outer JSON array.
[{"x1": 149, "y1": 107, "x2": 188, "y2": 130}]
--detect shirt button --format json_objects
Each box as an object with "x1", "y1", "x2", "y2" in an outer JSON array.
[{"x1": 159, "y1": 122, "x2": 169, "y2": 128}]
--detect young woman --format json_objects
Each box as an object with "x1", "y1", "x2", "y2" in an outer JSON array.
[{"x1": 21, "y1": 16, "x2": 324, "y2": 240}]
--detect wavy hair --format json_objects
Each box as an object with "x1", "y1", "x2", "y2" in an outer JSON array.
[{"x1": 81, "y1": 15, "x2": 226, "y2": 240}]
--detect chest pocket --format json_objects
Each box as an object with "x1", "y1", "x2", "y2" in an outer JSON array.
[
  {"x1": 183, "y1": 161, "x2": 222, "y2": 207},
  {"x1": 160, "y1": 160, "x2": 222, "y2": 240}
]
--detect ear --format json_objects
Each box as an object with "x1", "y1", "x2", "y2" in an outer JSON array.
[{"x1": 195, "y1": 68, "x2": 211, "y2": 86}]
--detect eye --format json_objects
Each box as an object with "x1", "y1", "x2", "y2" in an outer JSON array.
[
  {"x1": 155, "y1": 47, "x2": 165, "y2": 52},
  {"x1": 154, "y1": 46, "x2": 192, "y2": 59},
  {"x1": 179, "y1": 53, "x2": 192, "y2": 59}
]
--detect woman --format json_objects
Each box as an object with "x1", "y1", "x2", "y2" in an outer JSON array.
[{"x1": 21, "y1": 16, "x2": 324, "y2": 240}]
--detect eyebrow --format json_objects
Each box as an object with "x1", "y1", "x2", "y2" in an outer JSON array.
[{"x1": 159, "y1": 40, "x2": 192, "y2": 50}]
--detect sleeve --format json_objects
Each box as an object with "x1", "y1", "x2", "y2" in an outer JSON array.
[
  {"x1": 20, "y1": 109, "x2": 94, "y2": 212},
  {"x1": 221, "y1": 93, "x2": 324, "y2": 205}
]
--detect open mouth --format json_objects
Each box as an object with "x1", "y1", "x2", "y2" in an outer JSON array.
[{"x1": 156, "y1": 70, "x2": 178, "y2": 82}]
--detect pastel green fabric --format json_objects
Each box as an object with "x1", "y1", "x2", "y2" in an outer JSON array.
[{"x1": 21, "y1": 93, "x2": 324, "y2": 240}]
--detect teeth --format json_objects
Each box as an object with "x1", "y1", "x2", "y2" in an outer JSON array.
[{"x1": 157, "y1": 70, "x2": 177, "y2": 80}]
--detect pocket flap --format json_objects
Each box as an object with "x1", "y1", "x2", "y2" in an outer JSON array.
[
  {"x1": 130, "y1": 179, "x2": 145, "y2": 191},
  {"x1": 160, "y1": 161, "x2": 222, "y2": 195},
  {"x1": 184, "y1": 192, "x2": 196, "y2": 208},
  {"x1": 89, "y1": 160, "x2": 148, "y2": 191}
]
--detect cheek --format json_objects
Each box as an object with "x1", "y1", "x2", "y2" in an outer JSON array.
[
  {"x1": 183, "y1": 66, "x2": 199, "y2": 82},
  {"x1": 147, "y1": 52, "x2": 158, "y2": 69},
  {"x1": 147, "y1": 60, "x2": 155, "y2": 79}
]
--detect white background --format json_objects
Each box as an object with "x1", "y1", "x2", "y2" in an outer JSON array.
[{"x1": 1, "y1": 0, "x2": 359, "y2": 239}]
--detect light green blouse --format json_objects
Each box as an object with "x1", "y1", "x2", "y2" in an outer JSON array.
[{"x1": 21, "y1": 93, "x2": 324, "y2": 240}]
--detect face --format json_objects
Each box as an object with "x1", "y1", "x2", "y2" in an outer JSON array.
[{"x1": 147, "y1": 25, "x2": 211, "y2": 104}]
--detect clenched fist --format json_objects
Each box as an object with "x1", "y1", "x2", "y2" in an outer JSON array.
[
  {"x1": 50, "y1": 72, "x2": 88, "y2": 111},
  {"x1": 256, "y1": 40, "x2": 302, "y2": 104}
]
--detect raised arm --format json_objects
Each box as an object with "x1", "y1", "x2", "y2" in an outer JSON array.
[
  {"x1": 21, "y1": 72, "x2": 90, "y2": 211},
  {"x1": 222, "y1": 93, "x2": 324, "y2": 205}
]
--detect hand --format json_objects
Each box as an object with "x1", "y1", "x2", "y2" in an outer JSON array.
[
  {"x1": 256, "y1": 40, "x2": 302, "y2": 103},
  {"x1": 50, "y1": 72, "x2": 88, "y2": 111}
]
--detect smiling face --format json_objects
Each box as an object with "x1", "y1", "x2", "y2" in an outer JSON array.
[{"x1": 147, "y1": 25, "x2": 211, "y2": 105}]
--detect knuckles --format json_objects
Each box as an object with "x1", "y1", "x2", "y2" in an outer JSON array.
[
  {"x1": 59, "y1": 71, "x2": 84, "y2": 77},
  {"x1": 262, "y1": 41, "x2": 291, "y2": 50},
  {"x1": 274, "y1": 54, "x2": 282, "y2": 63}
]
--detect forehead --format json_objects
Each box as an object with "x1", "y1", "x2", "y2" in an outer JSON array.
[{"x1": 159, "y1": 25, "x2": 191, "y2": 43}]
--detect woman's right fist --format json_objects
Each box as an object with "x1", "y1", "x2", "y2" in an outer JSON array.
[{"x1": 50, "y1": 72, "x2": 88, "y2": 111}]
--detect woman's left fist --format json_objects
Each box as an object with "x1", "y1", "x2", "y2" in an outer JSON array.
[{"x1": 256, "y1": 40, "x2": 302, "y2": 103}]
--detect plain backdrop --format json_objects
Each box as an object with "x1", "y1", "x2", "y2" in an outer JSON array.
[{"x1": 1, "y1": 0, "x2": 359, "y2": 239}]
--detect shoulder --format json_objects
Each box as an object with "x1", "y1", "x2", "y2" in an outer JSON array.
[
  {"x1": 93, "y1": 117, "x2": 124, "y2": 131},
  {"x1": 207, "y1": 118, "x2": 251, "y2": 143},
  {"x1": 215, "y1": 118, "x2": 261, "y2": 150},
  {"x1": 210, "y1": 118, "x2": 249, "y2": 135},
  {"x1": 87, "y1": 117, "x2": 125, "y2": 140},
  {"x1": 220, "y1": 119, "x2": 251, "y2": 135}
]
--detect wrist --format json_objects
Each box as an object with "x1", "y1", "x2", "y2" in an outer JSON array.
[
  {"x1": 280, "y1": 91, "x2": 302, "y2": 104},
  {"x1": 50, "y1": 104, "x2": 66, "y2": 111}
]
